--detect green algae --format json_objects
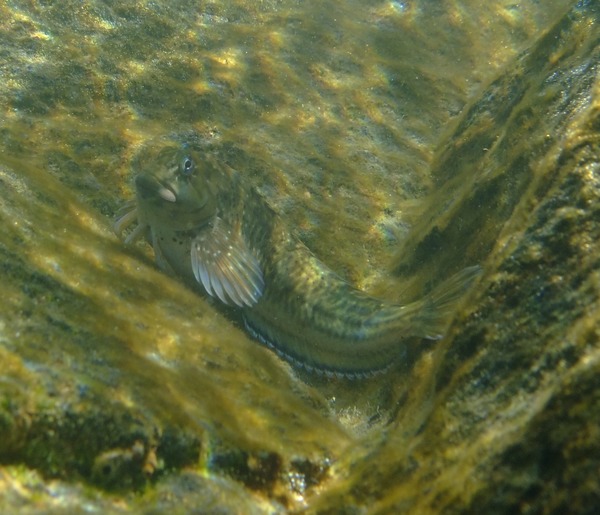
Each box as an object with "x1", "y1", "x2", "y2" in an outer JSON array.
[
  {"x1": 0, "y1": 0, "x2": 598, "y2": 512},
  {"x1": 306, "y1": 5, "x2": 600, "y2": 513},
  {"x1": 0, "y1": 154, "x2": 350, "y2": 510}
]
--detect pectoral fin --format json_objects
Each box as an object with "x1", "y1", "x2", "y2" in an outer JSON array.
[{"x1": 191, "y1": 217, "x2": 264, "y2": 307}]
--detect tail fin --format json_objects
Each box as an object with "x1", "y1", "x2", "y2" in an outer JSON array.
[{"x1": 412, "y1": 265, "x2": 482, "y2": 339}]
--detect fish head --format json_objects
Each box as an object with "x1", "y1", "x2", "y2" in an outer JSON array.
[{"x1": 134, "y1": 145, "x2": 217, "y2": 232}]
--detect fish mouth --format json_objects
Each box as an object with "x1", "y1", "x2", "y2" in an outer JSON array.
[
  {"x1": 135, "y1": 174, "x2": 176, "y2": 203},
  {"x1": 135, "y1": 172, "x2": 213, "y2": 227}
]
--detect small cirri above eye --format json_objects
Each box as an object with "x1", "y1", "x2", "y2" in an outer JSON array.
[{"x1": 180, "y1": 156, "x2": 195, "y2": 175}]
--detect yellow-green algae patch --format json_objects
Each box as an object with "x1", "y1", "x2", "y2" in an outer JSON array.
[
  {"x1": 307, "y1": 5, "x2": 600, "y2": 513},
  {"x1": 0, "y1": 151, "x2": 350, "y2": 500},
  {"x1": 0, "y1": 0, "x2": 575, "y2": 285}
]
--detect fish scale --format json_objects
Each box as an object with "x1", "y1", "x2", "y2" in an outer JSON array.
[{"x1": 115, "y1": 142, "x2": 480, "y2": 377}]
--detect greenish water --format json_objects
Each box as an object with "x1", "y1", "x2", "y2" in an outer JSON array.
[{"x1": 1, "y1": 0, "x2": 598, "y2": 512}]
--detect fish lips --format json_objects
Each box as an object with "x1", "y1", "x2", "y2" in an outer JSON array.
[
  {"x1": 135, "y1": 174, "x2": 177, "y2": 203},
  {"x1": 134, "y1": 173, "x2": 215, "y2": 230}
]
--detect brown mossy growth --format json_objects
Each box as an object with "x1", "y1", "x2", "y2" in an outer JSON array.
[
  {"x1": 440, "y1": 97, "x2": 600, "y2": 395},
  {"x1": 0, "y1": 350, "x2": 41, "y2": 462},
  {"x1": 305, "y1": 5, "x2": 600, "y2": 513},
  {"x1": 392, "y1": 1, "x2": 599, "y2": 288},
  {"x1": 0, "y1": 398, "x2": 202, "y2": 492},
  {"x1": 91, "y1": 440, "x2": 157, "y2": 491},
  {"x1": 91, "y1": 428, "x2": 204, "y2": 492},
  {"x1": 453, "y1": 108, "x2": 600, "y2": 514},
  {"x1": 466, "y1": 352, "x2": 600, "y2": 515},
  {"x1": 157, "y1": 426, "x2": 203, "y2": 472},
  {"x1": 211, "y1": 449, "x2": 288, "y2": 507},
  {"x1": 211, "y1": 450, "x2": 283, "y2": 491},
  {"x1": 288, "y1": 458, "x2": 330, "y2": 495},
  {"x1": 210, "y1": 448, "x2": 331, "y2": 507}
]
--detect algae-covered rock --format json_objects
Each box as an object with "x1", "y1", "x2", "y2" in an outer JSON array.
[
  {"x1": 308, "y1": 3, "x2": 600, "y2": 513},
  {"x1": 0, "y1": 0, "x2": 598, "y2": 513}
]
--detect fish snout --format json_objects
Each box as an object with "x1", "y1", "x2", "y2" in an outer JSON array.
[{"x1": 135, "y1": 174, "x2": 176, "y2": 203}]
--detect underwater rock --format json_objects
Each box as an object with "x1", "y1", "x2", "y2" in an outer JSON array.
[{"x1": 307, "y1": 3, "x2": 600, "y2": 513}]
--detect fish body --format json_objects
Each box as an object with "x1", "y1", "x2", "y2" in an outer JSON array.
[{"x1": 116, "y1": 143, "x2": 480, "y2": 377}]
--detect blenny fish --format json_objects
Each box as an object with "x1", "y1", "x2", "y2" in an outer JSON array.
[{"x1": 115, "y1": 142, "x2": 480, "y2": 378}]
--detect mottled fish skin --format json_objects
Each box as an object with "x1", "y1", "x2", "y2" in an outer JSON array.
[{"x1": 115, "y1": 143, "x2": 480, "y2": 377}]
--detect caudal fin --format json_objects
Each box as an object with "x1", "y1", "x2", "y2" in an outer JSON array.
[{"x1": 412, "y1": 265, "x2": 482, "y2": 339}]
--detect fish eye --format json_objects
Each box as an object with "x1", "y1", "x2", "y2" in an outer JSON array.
[{"x1": 180, "y1": 156, "x2": 195, "y2": 175}]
